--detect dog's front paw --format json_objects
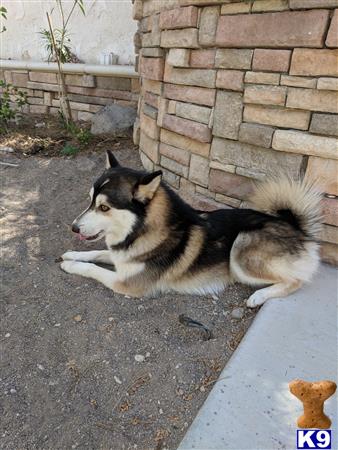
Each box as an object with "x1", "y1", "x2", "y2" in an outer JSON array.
[
  {"x1": 60, "y1": 260, "x2": 78, "y2": 273},
  {"x1": 246, "y1": 292, "x2": 265, "y2": 308},
  {"x1": 61, "y1": 251, "x2": 79, "y2": 261}
]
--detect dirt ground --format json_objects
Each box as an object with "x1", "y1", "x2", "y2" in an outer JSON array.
[{"x1": 1, "y1": 121, "x2": 257, "y2": 450}]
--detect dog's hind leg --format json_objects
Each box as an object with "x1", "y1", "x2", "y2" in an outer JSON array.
[
  {"x1": 60, "y1": 260, "x2": 118, "y2": 290},
  {"x1": 246, "y1": 280, "x2": 302, "y2": 308},
  {"x1": 62, "y1": 250, "x2": 113, "y2": 264}
]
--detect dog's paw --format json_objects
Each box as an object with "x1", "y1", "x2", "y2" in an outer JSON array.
[
  {"x1": 60, "y1": 260, "x2": 79, "y2": 274},
  {"x1": 246, "y1": 292, "x2": 266, "y2": 308},
  {"x1": 61, "y1": 251, "x2": 79, "y2": 261}
]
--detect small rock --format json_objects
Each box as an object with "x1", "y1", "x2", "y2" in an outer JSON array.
[
  {"x1": 145, "y1": 352, "x2": 150, "y2": 358},
  {"x1": 231, "y1": 307, "x2": 245, "y2": 320},
  {"x1": 10, "y1": 388, "x2": 17, "y2": 394},
  {"x1": 114, "y1": 376, "x2": 122, "y2": 384},
  {"x1": 108, "y1": 317, "x2": 114, "y2": 322},
  {"x1": 199, "y1": 385, "x2": 206, "y2": 392},
  {"x1": 73, "y1": 315, "x2": 82, "y2": 322},
  {"x1": 134, "y1": 354, "x2": 145, "y2": 362},
  {"x1": 54, "y1": 323, "x2": 61, "y2": 327},
  {"x1": 159, "y1": 408, "x2": 163, "y2": 414},
  {"x1": 35, "y1": 122, "x2": 46, "y2": 128},
  {"x1": 5, "y1": 333, "x2": 10, "y2": 338},
  {"x1": 91, "y1": 104, "x2": 136, "y2": 136},
  {"x1": 37, "y1": 364, "x2": 45, "y2": 371}
]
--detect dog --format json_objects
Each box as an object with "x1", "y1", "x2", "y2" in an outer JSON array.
[{"x1": 60, "y1": 150, "x2": 322, "y2": 308}]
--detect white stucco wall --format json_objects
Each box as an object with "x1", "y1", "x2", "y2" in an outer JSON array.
[{"x1": 0, "y1": 0, "x2": 136, "y2": 65}]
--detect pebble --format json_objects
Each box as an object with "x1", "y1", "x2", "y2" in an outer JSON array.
[
  {"x1": 5, "y1": 333, "x2": 10, "y2": 338},
  {"x1": 35, "y1": 122, "x2": 46, "y2": 128},
  {"x1": 10, "y1": 388, "x2": 17, "y2": 394},
  {"x1": 54, "y1": 323, "x2": 61, "y2": 327},
  {"x1": 108, "y1": 317, "x2": 114, "y2": 322},
  {"x1": 199, "y1": 385, "x2": 206, "y2": 392},
  {"x1": 231, "y1": 307, "x2": 245, "y2": 320},
  {"x1": 134, "y1": 354, "x2": 145, "y2": 362},
  {"x1": 73, "y1": 315, "x2": 82, "y2": 322},
  {"x1": 114, "y1": 376, "x2": 122, "y2": 384},
  {"x1": 37, "y1": 364, "x2": 45, "y2": 371}
]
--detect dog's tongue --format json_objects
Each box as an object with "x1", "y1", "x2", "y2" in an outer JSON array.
[{"x1": 78, "y1": 233, "x2": 87, "y2": 241}]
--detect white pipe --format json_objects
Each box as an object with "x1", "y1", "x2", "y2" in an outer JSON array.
[{"x1": 0, "y1": 60, "x2": 138, "y2": 78}]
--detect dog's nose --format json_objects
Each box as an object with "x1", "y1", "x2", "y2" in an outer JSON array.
[{"x1": 72, "y1": 223, "x2": 80, "y2": 234}]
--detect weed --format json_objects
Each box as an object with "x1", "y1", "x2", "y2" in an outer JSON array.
[
  {"x1": 0, "y1": 80, "x2": 28, "y2": 130},
  {"x1": 61, "y1": 143, "x2": 79, "y2": 156}
]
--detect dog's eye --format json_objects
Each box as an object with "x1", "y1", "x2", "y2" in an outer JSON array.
[{"x1": 99, "y1": 205, "x2": 110, "y2": 212}]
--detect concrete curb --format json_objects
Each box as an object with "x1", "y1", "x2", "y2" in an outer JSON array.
[{"x1": 178, "y1": 264, "x2": 337, "y2": 450}]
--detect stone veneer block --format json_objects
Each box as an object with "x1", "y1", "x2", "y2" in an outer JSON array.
[
  {"x1": 175, "y1": 102, "x2": 211, "y2": 124},
  {"x1": 252, "y1": 0, "x2": 289, "y2": 12},
  {"x1": 317, "y1": 78, "x2": 338, "y2": 91},
  {"x1": 239, "y1": 123, "x2": 274, "y2": 148},
  {"x1": 140, "y1": 131, "x2": 159, "y2": 163},
  {"x1": 209, "y1": 170, "x2": 254, "y2": 199},
  {"x1": 321, "y1": 224, "x2": 338, "y2": 244},
  {"x1": 322, "y1": 198, "x2": 338, "y2": 226},
  {"x1": 140, "y1": 57, "x2": 164, "y2": 81},
  {"x1": 290, "y1": 0, "x2": 338, "y2": 8},
  {"x1": 164, "y1": 83, "x2": 216, "y2": 106},
  {"x1": 159, "y1": 142, "x2": 190, "y2": 166},
  {"x1": 290, "y1": 49, "x2": 338, "y2": 77},
  {"x1": 244, "y1": 105, "x2": 310, "y2": 130},
  {"x1": 189, "y1": 154, "x2": 209, "y2": 187},
  {"x1": 244, "y1": 85, "x2": 287, "y2": 106},
  {"x1": 190, "y1": 50, "x2": 215, "y2": 68},
  {"x1": 221, "y1": 3, "x2": 251, "y2": 14},
  {"x1": 310, "y1": 113, "x2": 338, "y2": 137},
  {"x1": 245, "y1": 71, "x2": 280, "y2": 85},
  {"x1": 211, "y1": 137, "x2": 303, "y2": 179},
  {"x1": 213, "y1": 91, "x2": 243, "y2": 140},
  {"x1": 161, "y1": 155, "x2": 189, "y2": 177},
  {"x1": 280, "y1": 75, "x2": 317, "y2": 88},
  {"x1": 141, "y1": 47, "x2": 165, "y2": 57},
  {"x1": 159, "y1": 6, "x2": 198, "y2": 29},
  {"x1": 167, "y1": 48, "x2": 190, "y2": 67},
  {"x1": 199, "y1": 6, "x2": 220, "y2": 46},
  {"x1": 140, "y1": 152, "x2": 154, "y2": 172},
  {"x1": 160, "y1": 129, "x2": 210, "y2": 157},
  {"x1": 216, "y1": 10, "x2": 330, "y2": 48},
  {"x1": 215, "y1": 49, "x2": 253, "y2": 69},
  {"x1": 164, "y1": 65, "x2": 216, "y2": 88},
  {"x1": 287, "y1": 88, "x2": 338, "y2": 114},
  {"x1": 272, "y1": 130, "x2": 338, "y2": 160},
  {"x1": 162, "y1": 114, "x2": 212, "y2": 142},
  {"x1": 252, "y1": 49, "x2": 291, "y2": 72},
  {"x1": 12, "y1": 72, "x2": 29, "y2": 88},
  {"x1": 161, "y1": 28, "x2": 199, "y2": 48},
  {"x1": 179, "y1": 0, "x2": 224, "y2": 4},
  {"x1": 140, "y1": 113, "x2": 160, "y2": 140},
  {"x1": 216, "y1": 70, "x2": 244, "y2": 91},
  {"x1": 142, "y1": 79, "x2": 163, "y2": 95},
  {"x1": 326, "y1": 9, "x2": 338, "y2": 47},
  {"x1": 305, "y1": 157, "x2": 338, "y2": 196},
  {"x1": 144, "y1": 91, "x2": 159, "y2": 109},
  {"x1": 29, "y1": 72, "x2": 58, "y2": 84}
]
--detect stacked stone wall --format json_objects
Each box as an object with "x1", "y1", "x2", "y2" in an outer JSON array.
[
  {"x1": 133, "y1": 0, "x2": 338, "y2": 264},
  {"x1": 0, "y1": 70, "x2": 139, "y2": 121}
]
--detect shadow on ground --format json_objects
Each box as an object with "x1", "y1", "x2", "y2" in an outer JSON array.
[{"x1": 1, "y1": 147, "x2": 256, "y2": 450}]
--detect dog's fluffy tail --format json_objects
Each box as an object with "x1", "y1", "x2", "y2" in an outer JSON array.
[{"x1": 250, "y1": 177, "x2": 323, "y2": 239}]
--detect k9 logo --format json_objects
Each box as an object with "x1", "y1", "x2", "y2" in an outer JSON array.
[{"x1": 297, "y1": 430, "x2": 332, "y2": 449}]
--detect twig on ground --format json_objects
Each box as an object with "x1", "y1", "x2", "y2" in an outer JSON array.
[{"x1": 0, "y1": 161, "x2": 19, "y2": 167}]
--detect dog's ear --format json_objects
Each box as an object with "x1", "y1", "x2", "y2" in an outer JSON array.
[
  {"x1": 106, "y1": 150, "x2": 119, "y2": 169},
  {"x1": 133, "y1": 171, "x2": 162, "y2": 203}
]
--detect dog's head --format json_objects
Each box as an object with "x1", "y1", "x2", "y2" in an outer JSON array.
[{"x1": 71, "y1": 150, "x2": 162, "y2": 246}]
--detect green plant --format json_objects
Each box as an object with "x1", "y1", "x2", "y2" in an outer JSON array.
[
  {"x1": 0, "y1": 6, "x2": 7, "y2": 33},
  {"x1": 39, "y1": 28, "x2": 72, "y2": 63},
  {"x1": 60, "y1": 114, "x2": 92, "y2": 145},
  {"x1": 40, "y1": 0, "x2": 86, "y2": 123},
  {"x1": 0, "y1": 80, "x2": 28, "y2": 128},
  {"x1": 61, "y1": 143, "x2": 79, "y2": 156}
]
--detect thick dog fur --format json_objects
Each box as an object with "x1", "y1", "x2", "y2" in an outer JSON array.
[{"x1": 61, "y1": 151, "x2": 322, "y2": 307}]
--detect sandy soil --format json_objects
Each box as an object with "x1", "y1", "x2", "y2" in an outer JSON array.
[{"x1": 1, "y1": 141, "x2": 257, "y2": 450}]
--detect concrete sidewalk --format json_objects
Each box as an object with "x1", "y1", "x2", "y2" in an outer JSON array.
[{"x1": 179, "y1": 264, "x2": 338, "y2": 450}]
